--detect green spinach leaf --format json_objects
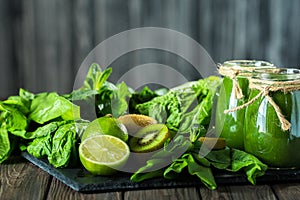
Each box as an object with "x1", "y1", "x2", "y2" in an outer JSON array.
[
  {"x1": 29, "y1": 92, "x2": 80, "y2": 124},
  {"x1": 48, "y1": 123, "x2": 78, "y2": 168},
  {"x1": 0, "y1": 126, "x2": 10, "y2": 164},
  {"x1": 162, "y1": 141, "x2": 218, "y2": 190},
  {"x1": 27, "y1": 134, "x2": 53, "y2": 158},
  {"x1": 21, "y1": 121, "x2": 66, "y2": 140},
  {"x1": 0, "y1": 102, "x2": 28, "y2": 136},
  {"x1": 230, "y1": 148, "x2": 268, "y2": 184}
]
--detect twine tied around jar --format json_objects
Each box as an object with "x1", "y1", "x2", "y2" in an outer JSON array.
[
  {"x1": 218, "y1": 65, "x2": 252, "y2": 99},
  {"x1": 224, "y1": 78, "x2": 300, "y2": 131}
]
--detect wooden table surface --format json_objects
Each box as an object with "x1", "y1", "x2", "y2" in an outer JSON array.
[{"x1": 1, "y1": 156, "x2": 300, "y2": 200}]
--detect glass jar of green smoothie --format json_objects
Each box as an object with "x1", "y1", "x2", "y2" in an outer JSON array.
[
  {"x1": 215, "y1": 60, "x2": 274, "y2": 150},
  {"x1": 244, "y1": 68, "x2": 300, "y2": 168}
]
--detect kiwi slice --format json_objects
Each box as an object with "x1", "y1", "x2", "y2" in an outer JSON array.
[
  {"x1": 118, "y1": 114, "x2": 157, "y2": 135},
  {"x1": 198, "y1": 137, "x2": 226, "y2": 150},
  {"x1": 129, "y1": 124, "x2": 170, "y2": 153}
]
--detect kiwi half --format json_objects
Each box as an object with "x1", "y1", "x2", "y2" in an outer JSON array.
[
  {"x1": 129, "y1": 124, "x2": 170, "y2": 153},
  {"x1": 118, "y1": 114, "x2": 157, "y2": 135}
]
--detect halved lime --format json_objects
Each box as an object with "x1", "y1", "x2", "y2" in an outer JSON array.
[
  {"x1": 81, "y1": 116, "x2": 128, "y2": 142},
  {"x1": 79, "y1": 135, "x2": 130, "y2": 175}
]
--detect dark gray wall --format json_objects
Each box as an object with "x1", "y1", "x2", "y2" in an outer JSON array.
[{"x1": 1, "y1": 0, "x2": 300, "y2": 98}]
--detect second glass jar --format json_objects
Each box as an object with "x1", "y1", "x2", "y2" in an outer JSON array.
[{"x1": 244, "y1": 68, "x2": 300, "y2": 168}]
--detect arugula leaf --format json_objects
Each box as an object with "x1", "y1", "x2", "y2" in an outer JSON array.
[{"x1": 29, "y1": 92, "x2": 80, "y2": 124}]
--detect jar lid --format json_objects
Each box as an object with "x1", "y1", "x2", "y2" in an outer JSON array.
[{"x1": 252, "y1": 68, "x2": 300, "y2": 81}]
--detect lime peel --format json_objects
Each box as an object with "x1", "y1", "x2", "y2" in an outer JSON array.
[
  {"x1": 81, "y1": 116, "x2": 128, "y2": 142},
  {"x1": 79, "y1": 135, "x2": 130, "y2": 175}
]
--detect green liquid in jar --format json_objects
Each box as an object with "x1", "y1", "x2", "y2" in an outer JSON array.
[
  {"x1": 244, "y1": 89, "x2": 300, "y2": 168},
  {"x1": 215, "y1": 76, "x2": 249, "y2": 150},
  {"x1": 215, "y1": 60, "x2": 275, "y2": 150}
]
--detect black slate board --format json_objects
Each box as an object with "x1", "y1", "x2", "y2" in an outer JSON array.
[{"x1": 21, "y1": 152, "x2": 300, "y2": 193}]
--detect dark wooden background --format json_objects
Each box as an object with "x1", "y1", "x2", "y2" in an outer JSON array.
[{"x1": 1, "y1": 0, "x2": 300, "y2": 99}]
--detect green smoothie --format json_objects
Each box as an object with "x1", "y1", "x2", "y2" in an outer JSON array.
[
  {"x1": 215, "y1": 60, "x2": 274, "y2": 150},
  {"x1": 244, "y1": 69, "x2": 300, "y2": 168},
  {"x1": 215, "y1": 76, "x2": 248, "y2": 150}
]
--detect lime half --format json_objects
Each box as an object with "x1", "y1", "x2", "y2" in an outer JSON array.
[{"x1": 79, "y1": 135, "x2": 130, "y2": 175}]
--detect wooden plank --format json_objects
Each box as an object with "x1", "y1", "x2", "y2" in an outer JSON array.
[
  {"x1": 0, "y1": 157, "x2": 51, "y2": 200},
  {"x1": 199, "y1": 185, "x2": 277, "y2": 200},
  {"x1": 272, "y1": 183, "x2": 300, "y2": 200},
  {"x1": 46, "y1": 178, "x2": 122, "y2": 200},
  {"x1": 199, "y1": 186, "x2": 232, "y2": 200},
  {"x1": 124, "y1": 187, "x2": 200, "y2": 200}
]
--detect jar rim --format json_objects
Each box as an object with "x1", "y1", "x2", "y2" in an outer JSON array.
[
  {"x1": 218, "y1": 60, "x2": 275, "y2": 78},
  {"x1": 223, "y1": 60, "x2": 275, "y2": 69},
  {"x1": 252, "y1": 68, "x2": 300, "y2": 81}
]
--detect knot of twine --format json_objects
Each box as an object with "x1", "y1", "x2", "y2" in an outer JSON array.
[
  {"x1": 225, "y1": 78, "x2": 300, "y2": 131},
  {"x1": 218, "y1": 66, "x2": 246, "y2": 99}
]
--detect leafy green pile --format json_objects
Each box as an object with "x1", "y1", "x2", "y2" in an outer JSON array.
[
  {"x1": 0, "y1": 89, "x2": 86, "y2": 167},
  {"x1": 0, "y1": 63, "x2": 113, "y2": 166},
  {"x1": 0, "y1": 63, "x2": 135, "y2": 166},
  {"x1": 0, "y1": 63, "x2": 268, "y2": 190}
]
